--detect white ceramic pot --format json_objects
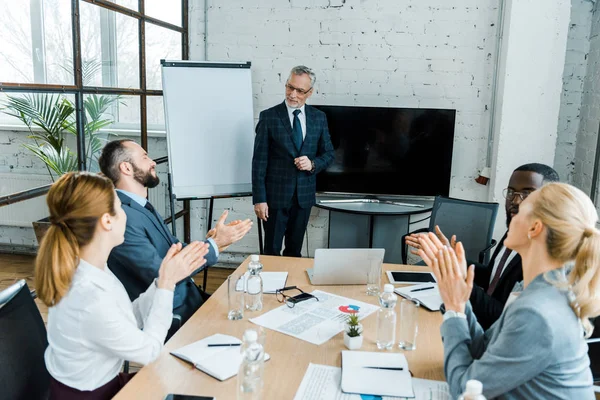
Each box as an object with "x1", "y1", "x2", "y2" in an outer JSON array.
[{"x1": 344, "y1": 332, "x2": 363, "y2": 350}]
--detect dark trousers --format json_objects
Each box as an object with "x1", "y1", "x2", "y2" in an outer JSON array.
[
  {"x1": 263, "y1": 195, "x2": 311, "y2": 257},
  {"x1": 49, "y1": 372, "x2": 135, "y2": 400}
]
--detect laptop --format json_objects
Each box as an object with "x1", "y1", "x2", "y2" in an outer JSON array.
[{"x1": 306, "y1": 248, "x2": 385, "y2": 285}]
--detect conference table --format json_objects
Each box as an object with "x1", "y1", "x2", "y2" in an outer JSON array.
[{"x1": 114, "y1": 256, "x2": 445, "y2": 399}]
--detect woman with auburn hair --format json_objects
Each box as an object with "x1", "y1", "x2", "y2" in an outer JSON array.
[
  {"x1": 417, "y1": 182, "x2": 598, "y2": 400},
  {"x1": 35, "y1": 172, "x2": 209, "y2": 400}
]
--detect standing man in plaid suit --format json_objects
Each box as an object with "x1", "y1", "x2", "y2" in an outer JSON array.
[{"x1": 252, "y1": 66, "x2": 334, "y2": 257}]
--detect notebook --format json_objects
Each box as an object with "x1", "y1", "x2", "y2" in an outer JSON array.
[
  {"x1": 235, "y1": 271, "x2": 288, "y2": 294},
  {"x1": 341, "y1": 351, "x2": 414, "y2": 398},
  {"x1": 394, "y1": 283, "x2": 443, "y2": 311},
  {"x1": 170, "y1": 333, "x2": 270, "y2": 381}
]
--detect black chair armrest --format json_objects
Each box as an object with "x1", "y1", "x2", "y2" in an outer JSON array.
[
  {"x1": 478, "y1": 239, "x2": 497, "y2": 264},
  {"x1": 401, "y1": 227, "x2": 429, "y2": 264}
]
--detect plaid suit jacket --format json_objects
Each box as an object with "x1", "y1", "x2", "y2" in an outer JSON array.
[{"x1": 252, "y1": 101, "x2": 334, "y2": 209}]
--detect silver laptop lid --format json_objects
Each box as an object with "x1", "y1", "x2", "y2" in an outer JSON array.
[{"x1": 310, "y1": 248, "x2": 385, "y2": 285}]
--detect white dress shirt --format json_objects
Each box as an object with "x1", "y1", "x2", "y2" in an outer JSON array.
[
  {"x1": 45, "y1": 259, "x2": 173, "y2": 391},
  {"x1": 286, "y1": 103, "x2": 307, "y2": 140},
  {"x1": 488, "y1": 245, "x2": 518, "y2": 284}
]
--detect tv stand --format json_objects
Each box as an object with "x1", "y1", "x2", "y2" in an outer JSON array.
[{"x1": 316, "y1": 195, "x2": 434, "y2": 263}]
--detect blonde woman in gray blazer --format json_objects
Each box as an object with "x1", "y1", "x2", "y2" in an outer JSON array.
[{"x1": 418, "y1": 182, "x2": 598, "y2": 399}]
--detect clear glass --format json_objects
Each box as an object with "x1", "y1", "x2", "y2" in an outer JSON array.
[
  {"x1": 398, "y1": 298, "x2": 419, "y2": 350},
  {"x1": 366, "y1": 257, "x2": 382, "y2": 296},
  {"x1": 145, "y1": 22, "x2": 182, "y2": 90},
  {"x1": 145, "y1": 0, "x2": 182, "y2": 27},
  {"x1": 80, "y1": 2, "x2": 139, "y2": 89},
  {"x1": 113, "y1": 0, "x2": 138, "y2": 11},
  {"x1": 0, "y1": 0, "x2": 73, "y2": 85},
  {"x1": 227, "y1": 273, "x2": 245, "y2": 320}
]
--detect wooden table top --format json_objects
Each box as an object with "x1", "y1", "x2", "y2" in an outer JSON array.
[{"x1": 114, "y1": 255, "x2": 445, "y2": 399}]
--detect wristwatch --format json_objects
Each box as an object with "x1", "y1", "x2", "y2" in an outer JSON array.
[
  {"x1": 443, "y1": 309, "x2": 467, "y2": 321},
  {"x1": 310, "y1": 160, "x2": 316, "y2": 173}
]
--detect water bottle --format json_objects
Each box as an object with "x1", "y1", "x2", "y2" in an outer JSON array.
[
  {"x1": 245, "y1": 255, "x2": 263, "y2": 311},
  {"x1": 249, "y1": 254, "x2": 263, "y2": 274},
  {"x1": 237, "y1": 329, "x2": 265, "y2": 400},
  {"x1": 457, "y1": 380, "x2": 487, "y2": 400},
  {"x1": 376, "y1": 283, "x2": 397, "y2": 350}
]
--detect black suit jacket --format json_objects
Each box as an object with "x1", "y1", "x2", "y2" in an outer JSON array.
[
  {"x1": 469, "y1": 232, "x2": 523, "y2": 330},
  {"x1": 252, "y1": 102, "x2": 334, "y2": 209}
]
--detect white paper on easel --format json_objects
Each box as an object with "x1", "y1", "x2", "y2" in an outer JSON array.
[{"x1": 249, "y1": 290, "x2": 378, "y2": 345}]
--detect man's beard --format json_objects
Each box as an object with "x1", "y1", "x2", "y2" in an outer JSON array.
[{"x1": 132, "y1": 162, "x2": 160, "y2": 188}]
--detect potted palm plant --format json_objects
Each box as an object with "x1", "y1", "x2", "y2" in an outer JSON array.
[
  {"x1": 1, "y1": 91, "x2": 121, "y2": 244},
  {"x1": 343, "y1": 314, "x2": 364, "y2": 350}
]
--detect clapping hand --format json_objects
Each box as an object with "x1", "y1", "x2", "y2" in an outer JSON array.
[
  {"x1": 405, "y1": 225, "x2": 457, "y2": 256},
  {"x1": 210, "y1": 210, "x2": 253, "y2": 252},
  {"x1": 416, "y1": 233, "x2": 474, "y2": 314},
  {"x1": 157, "y1": 241, "x2": 210, "y2": 290},
  {"x1": 206, "y1": 218, "x2": 242, "y2": 252}
]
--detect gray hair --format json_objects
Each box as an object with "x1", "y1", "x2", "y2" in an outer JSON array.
[{"x1": 288, "y1": 65, "x2": 316, "y2": 87}]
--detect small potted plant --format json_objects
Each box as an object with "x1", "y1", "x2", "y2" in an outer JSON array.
[{"x1": 343, "y1": 314, "x2": 363, "y2": 350}]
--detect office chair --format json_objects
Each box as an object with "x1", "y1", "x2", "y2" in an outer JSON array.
[
  {"x1": 401, "y1": 195, "x2": 499, "y2": 265},
  {"x1": 0, "y1": 279, "x2": 51, "y2": 400}
]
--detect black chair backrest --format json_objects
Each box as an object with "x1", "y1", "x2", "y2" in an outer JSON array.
[
  {"x1": 430, "y1": 195, "x2": 499, "y2": 265},
  {"x1": 0, "y1": 279, "x2": 50, "y2": 400}
]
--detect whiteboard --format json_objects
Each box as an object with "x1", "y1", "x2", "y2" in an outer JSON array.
[{"x1": 161, "y1": 60, "x2": 254, "y2": 199}]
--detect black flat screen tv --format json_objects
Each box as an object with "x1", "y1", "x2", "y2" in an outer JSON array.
[{"x1": 312, "y1": 105, "x2": 456, "y2": 197}]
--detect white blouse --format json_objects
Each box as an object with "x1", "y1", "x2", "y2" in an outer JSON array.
[{"x1": 45, "y1": 259, "x2": 173, "y2": 391}]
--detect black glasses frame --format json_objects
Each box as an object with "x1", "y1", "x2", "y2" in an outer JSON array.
[{"x1": 275, "y1": 286, "x2": 319, "y2": 308}]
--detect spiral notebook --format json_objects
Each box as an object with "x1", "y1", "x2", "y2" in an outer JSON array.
[
  {"x1": 394, "y1": 283, "x2": 443, "y2": 311},
  {"x1": 170, "y1": 333, "x2": 270, "y2": 381}
]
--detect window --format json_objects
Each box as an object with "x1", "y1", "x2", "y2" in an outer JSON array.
[{"x1": 0, "y1": 0, "x2": 188, "y2": 168}]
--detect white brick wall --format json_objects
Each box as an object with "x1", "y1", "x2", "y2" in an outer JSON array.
[
  {"x1": 555, "y1": 0, "x2": 593, "y2": 184},
  {"x1": 573, "y1": 3, "x2": 600, "y2": 200},
  {"x1": 193, "y1": 0, "x2": 502, "y2": 255}
]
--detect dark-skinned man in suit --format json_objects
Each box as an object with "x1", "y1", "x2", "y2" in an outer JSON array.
[
  {"x1": 99, "y1": 139, "x2": 253, "y2": 336},
  {"x1": 406, "y1": 163, "x2": 559, "y2": 329},
  {"x1": 252, "y1": 65, "x2": 334, "y2": 257}
]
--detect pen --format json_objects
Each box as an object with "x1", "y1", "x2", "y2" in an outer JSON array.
[
  {"x1": 363, "y1": 366, "x2": 404, "y2": 371},
  {"x1": 410, "y1": 286, "x2": 434, "y2": 292},
  {"x1": 207, "y1": 343, "x2": 241, "y2": 347}
]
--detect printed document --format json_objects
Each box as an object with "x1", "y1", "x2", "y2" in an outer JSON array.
[{"x1": 250, "y1": 290, "x2": 378, "y2": 345}]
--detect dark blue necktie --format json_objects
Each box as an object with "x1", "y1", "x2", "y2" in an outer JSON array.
[{"x1": 292, "y1": 109, "x2": 303, "y2": 150}]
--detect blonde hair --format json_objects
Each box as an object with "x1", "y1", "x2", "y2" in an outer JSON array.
[
  {"x1": 35, "y1": 172, "x2": 116, "y2": 307},
  {"x1": 531, "y1": 182, "x2": 600, "y2": 337}
]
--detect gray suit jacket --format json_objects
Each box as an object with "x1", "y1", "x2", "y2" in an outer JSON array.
[{"x1": 442, "y1": 270, "x2": 593, "y2": 399}]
